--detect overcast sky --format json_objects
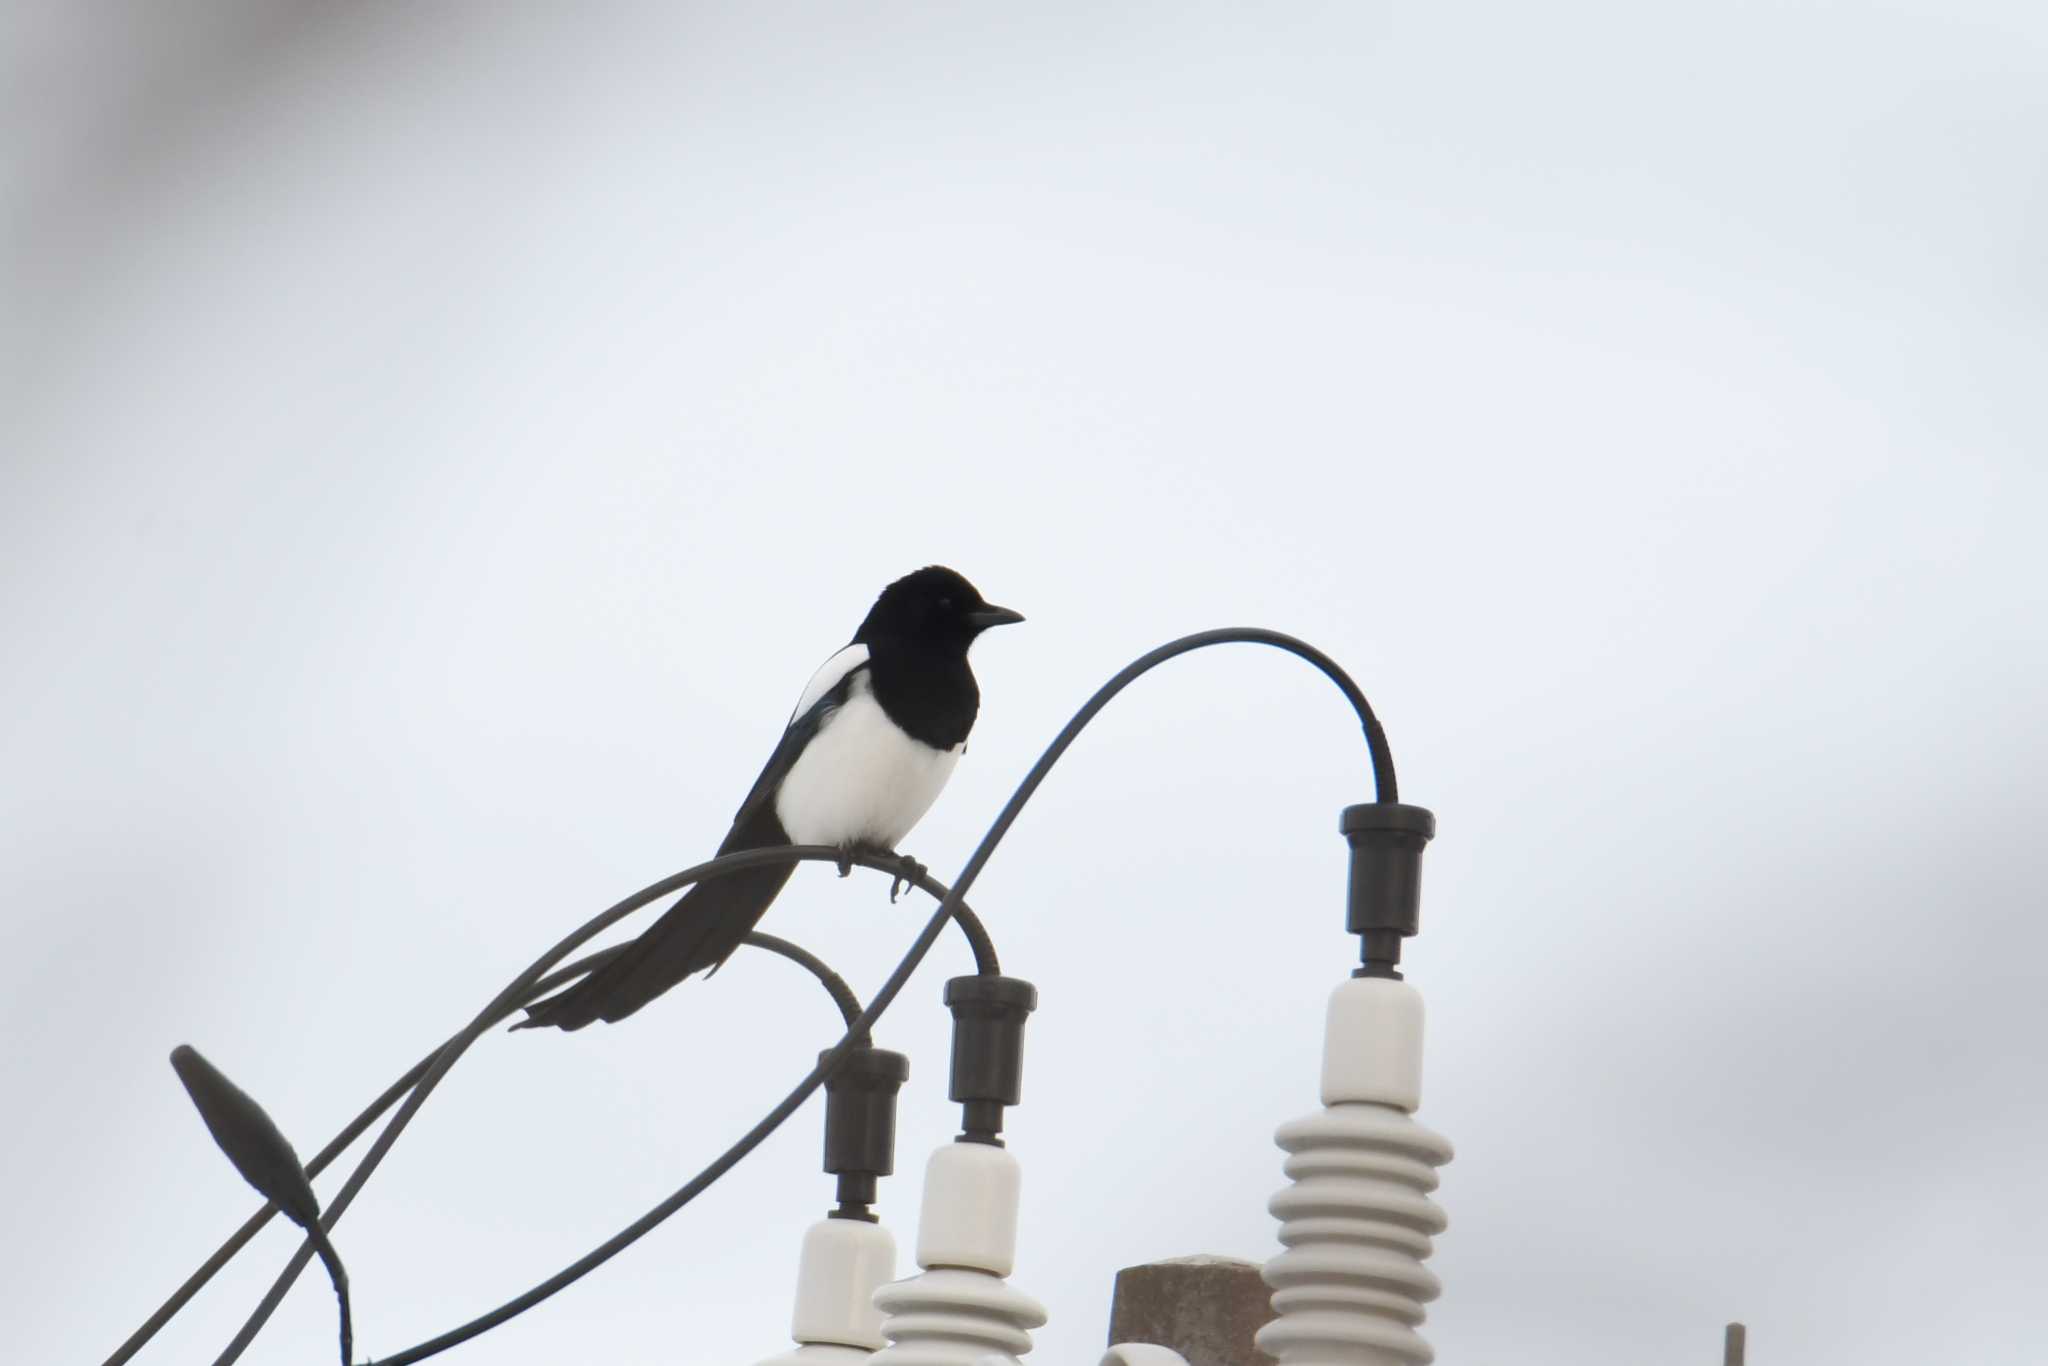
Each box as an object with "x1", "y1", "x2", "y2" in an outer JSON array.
[{"x1": 6, "y1": 4, "x2": 2046, "y2": 1364}]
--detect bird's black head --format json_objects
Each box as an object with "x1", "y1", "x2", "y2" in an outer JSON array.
[{"x1": 854, "y1": 566, "x2": 1024, "y2": 655}]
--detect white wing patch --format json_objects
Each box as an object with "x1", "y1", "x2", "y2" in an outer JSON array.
[
  {"x1": 790, "y1": 643, "x2": 871, "y2": 723},
  {"x1": 774, "y1": 669, "x2": 962, "y2": 850}
]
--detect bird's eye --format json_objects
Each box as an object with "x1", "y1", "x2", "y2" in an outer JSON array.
[{"x1": 938, "y1": 596, "x2": 954, "y2": 610}]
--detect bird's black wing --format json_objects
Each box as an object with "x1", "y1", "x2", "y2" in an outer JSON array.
[
  {"x1": 724, "y1": 656, "x2": 866, "y2": 836},
  {"x1": 516, "y1": 662, "x2": 865, "y2": 1032}
]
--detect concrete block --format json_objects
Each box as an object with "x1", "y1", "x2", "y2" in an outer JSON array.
[{"x1": 1107, "y1": 1256, "x2": 1275, "y2": 1366}]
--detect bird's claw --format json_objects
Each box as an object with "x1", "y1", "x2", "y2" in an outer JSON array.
[{"x1": 887, "y1": 854, "x2": 927, "y2": 904}]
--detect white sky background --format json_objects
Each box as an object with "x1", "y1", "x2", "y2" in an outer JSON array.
[{"x1": 6, "y1": 3, "x2": 2046, "y2": 1363}]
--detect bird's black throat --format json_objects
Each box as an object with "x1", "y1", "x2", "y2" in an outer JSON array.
[{"x1": 866, "y1": 642, "x2": 980, "y2": 751}]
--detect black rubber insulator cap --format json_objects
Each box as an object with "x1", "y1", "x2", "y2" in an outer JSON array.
[
  {"x1": 1340, "y1": 803, "x2": 1436, "y2": 975},
  {"x1": 943, "y1": 975, "x2": 1037, "y2": 1108},
  {"x1": 819, "y1": 1044, "x2": 909, "y2": 1179}
]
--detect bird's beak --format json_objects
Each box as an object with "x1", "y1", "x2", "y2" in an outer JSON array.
[{"x1": 967, "y1": 604, "x2": 1025, "y2": 630}]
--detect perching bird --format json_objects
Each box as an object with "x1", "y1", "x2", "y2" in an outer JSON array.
[{"x1": 518, "y1": 565, "x2": 1022, "y2": 1031}]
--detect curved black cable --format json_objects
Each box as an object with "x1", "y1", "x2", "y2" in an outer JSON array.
[
  {"x1": 106, "y1": 861, "x2": 984, "y2": 1366},
  {"x1": 348, "y1": 627, "x2": 1393, "y2": 1365},
  {"x1": 743, "y1": 932, "x2": 862, "y2": 1027}
]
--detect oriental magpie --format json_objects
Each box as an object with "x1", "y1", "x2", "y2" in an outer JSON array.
[{"x1": 517, "y1": 565, "x2": 1022, "y2": 1031}]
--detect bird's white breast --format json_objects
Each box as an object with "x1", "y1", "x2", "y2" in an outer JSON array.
[{"x1": 774, "y1": 669, "x2": 961, "y2": 850}]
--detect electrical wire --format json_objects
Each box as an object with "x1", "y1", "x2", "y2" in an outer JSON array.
[{"x1": 743, "y1": 931, "x2": 865, "y2": 1027}]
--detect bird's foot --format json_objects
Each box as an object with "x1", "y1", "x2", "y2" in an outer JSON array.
[
  {"x1": 835, "y1": 852, "x2": 854, "y2": 878},
  {"x1": 887, "y1": 853, "x2": 928, "y2": 904}
]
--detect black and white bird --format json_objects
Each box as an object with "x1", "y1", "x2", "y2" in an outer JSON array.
[{"x1": 517, "y1": 565, "x2": 1022, "y2": 1031}]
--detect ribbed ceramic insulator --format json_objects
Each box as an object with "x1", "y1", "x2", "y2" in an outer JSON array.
[
  {"x1": 868, "y1": 1267, "x2": 1047, "y2": 1365},
  {"x1": 1256, "y1": 976, "x2": 1452, "y2": 1366},
  {"x1": 1257, "y1": 1103, "x2": 1452, "y2": 1364},
  {"x1": 869, "y1": 1140, "x2": 1047, "y2": 1365},
  {"x1": 755, "y1": 1344, "x2": 875, "y2": 1365}
]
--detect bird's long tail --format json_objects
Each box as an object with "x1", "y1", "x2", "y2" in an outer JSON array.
[{"x1": 516, "y1": 853, "x2": 796, "y2": 1031}]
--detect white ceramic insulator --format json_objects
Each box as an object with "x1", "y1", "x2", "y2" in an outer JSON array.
[
  {"x1": 756, "y1": 1346, "x2": 873, "y2": 1365},
  {"x1": 1257, "y1": 977, "x2": 1453, "y2": 1366},
  {"x1": 870, "y1": 1268, "x2": 1047, "y2": 1365},
  {"x1": 915, "y1": 1141, "x2": 1022, "y2": 1276},
  {"x1": 1320, "y1": 976, "x2": 1423, "y2": 1109},
  {"x1": 1099, "y1": 1346, "x2": 1192, "y2": 1365},
  {"x1": 771, "y1": 1215, "x2": 898, "y2": 1355},
  {"x1": 870, "y1": 1141, "x2": 1047, "y2": 1366}
]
